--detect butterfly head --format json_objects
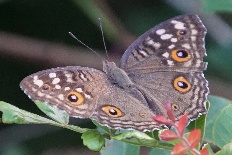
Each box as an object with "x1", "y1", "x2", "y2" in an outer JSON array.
[{"x1": 102, "y1": 60, "x2": 117, "y2": 73}]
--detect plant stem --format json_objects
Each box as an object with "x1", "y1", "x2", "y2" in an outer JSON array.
[{"x1": 173, "y1": 123, "x2": 200, "y2": 155}]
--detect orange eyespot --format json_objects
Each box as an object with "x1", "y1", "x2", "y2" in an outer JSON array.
[
  {"x1": 171, "y1": 103, "x2": 179, "y2": 111},
  {"x1": 42, "y1": 84, "x2": 51, "y2": 90},
  {"x1": 102, "y1": 106, "x2": 123, "y2": 118},
  {"x1": 66, "y1": 91, "x2": 84, "y2": 105},
  {"x1": 171, "y1": 49, "x2": 191, "y2": 62},
  {"x1": 173, "y1": 76, "x2": 191, "y2": 93},
  {"x1": 177, "y1": 30, "x2": 187, "y2": 36}
]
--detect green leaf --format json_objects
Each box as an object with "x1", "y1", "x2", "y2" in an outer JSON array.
[
  {"x1": 0, "y1": 101, "x2": 88, "y2": 133},
  {"x1": 149, "y1": 148, "x2": 170, "y2": 155},
  {"x1": 0, "y1": 101, "x2": 58, "y2": 124},
  {"x1": 92, "y1": 120, "x2": 114, "y2": 134},
  {"x1": 34, "y1": 101, "x2": 69, "y2": 124},
  {"x1": 215, "y1": 143, "x2": 232, "y2": 155},
  {"x1": 213, "y1": 104, "x2": 232, "y2": 148},
  {"x1": 113, "y1": 130, "x2": 158, "y2": 148},
  {"x1": 205, "y1": 96, "x2": 232, "y2": 144},
  {"x1": 200, "y1": 0, "x2": 232, "y2": 12},
  {"x1": 81, "y1": 130, "x2": 105, "y2": 151},
  {"x1": 187, "y1": 101, "x2": 209, "y2": 143},
  {"x1": 100, "y1": 139, "x2": 140, "y2": 155}
]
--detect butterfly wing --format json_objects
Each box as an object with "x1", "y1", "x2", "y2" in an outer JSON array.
[
  {"x1": 90, "y1": 85, "x2": 161, "y2": 131},
  {"x1": 130, "y1": 72, "x2": 208, "y2": 120},
  {"x1": 20, "y1": 66, "x2": 160, "y2": 131},
  {"x1": 20, "y1": 14, "x2": 209, "y2": 131},
  {"x1": 119, "y1": 14, "x2": 209, "y2": 120},
  {"x1": 120, "y1": 14, "x2": 207, "y2": 72},
  {"x1": 20, "y1": 66, "x2": 109, "y2": 118}
]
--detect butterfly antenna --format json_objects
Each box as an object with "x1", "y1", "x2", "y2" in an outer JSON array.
[
  {"x1": 98, "y1": 18, "x2": 109, "y2": 59},
  {"x1": 68, "y1": 32, "x2": 101, "y2": 58}
]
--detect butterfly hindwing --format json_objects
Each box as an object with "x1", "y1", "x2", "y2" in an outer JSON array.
[{"x1": 120, "y1": 14, "x2": 207, "y2": 73}]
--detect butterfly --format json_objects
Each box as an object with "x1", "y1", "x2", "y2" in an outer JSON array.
[{"x1": 20, "y1": 14, "x2": 209, "y2": 132}]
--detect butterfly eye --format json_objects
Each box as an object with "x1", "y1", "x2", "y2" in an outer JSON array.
[
  {"x1": 42, "y1": 84, "x2": 50, "y2": 90},
  {"x1": 177, "y1": 30, "x2": 187, "y2": 36},
  {"x1": 102, "y1": 106, "x2": 123, "y2": 118},
  {"x1": 67, "y1": 91, "x2": 84, "y2": 105},
  {"x1": 173, "y1": 76, "x2": 191, "y2": 93},
  {"x1": 171, "y1": 49, "x2": 191, "y2": 62},
  {"x1": 139, "y1": 112, "x2": 147, "y2": 118},
  {"x1": 171, "y1": 103, "x2": 179, "y2": 111}
]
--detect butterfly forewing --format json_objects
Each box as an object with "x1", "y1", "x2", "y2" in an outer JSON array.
[
  {"x1": 20, "y1": 66, "x2": 109, "y2": 118},
  {"x1": 120, "y1": 14, "x2": 207, "y2": 73}
]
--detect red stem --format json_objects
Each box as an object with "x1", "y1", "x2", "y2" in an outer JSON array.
[{"x1": 173, "y1": 123, "x2": 200, "y2": 155}]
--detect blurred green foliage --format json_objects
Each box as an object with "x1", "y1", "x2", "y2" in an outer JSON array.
[{"x1": 0, "y1": 0, "x2": 232, "y2": 155}]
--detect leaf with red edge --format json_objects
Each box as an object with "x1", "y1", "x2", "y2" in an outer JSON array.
[
  {"x1": 200, "y1": 147, "x2": 209, "y2": 155},
  {"x1": 176, "y1": 114, "x2": 188, "y2": 136},
  {"x1": 188, "y1": 129, "x2": 201, "y2": 148},
  {"x1": 165, "y1": 102, "x2": 176, "y2": 122},
  {"x1": 152, "y1": 115, "x2": 172, "y2": 125},
  {"x1": 159, "y1": 129, "x2": 179, "y2": 141},
  {"x1": 171, "y1": 143, "x2": 187, "y2": 155}
]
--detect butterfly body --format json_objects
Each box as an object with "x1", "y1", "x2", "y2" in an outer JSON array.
[{"x1": 20, "y1": 14, "x2": 209, "y2": 132}]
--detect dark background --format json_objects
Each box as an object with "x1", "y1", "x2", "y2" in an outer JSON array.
[{"x1": 0, "y1": 0, "x2": 232, "y2": 154}]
